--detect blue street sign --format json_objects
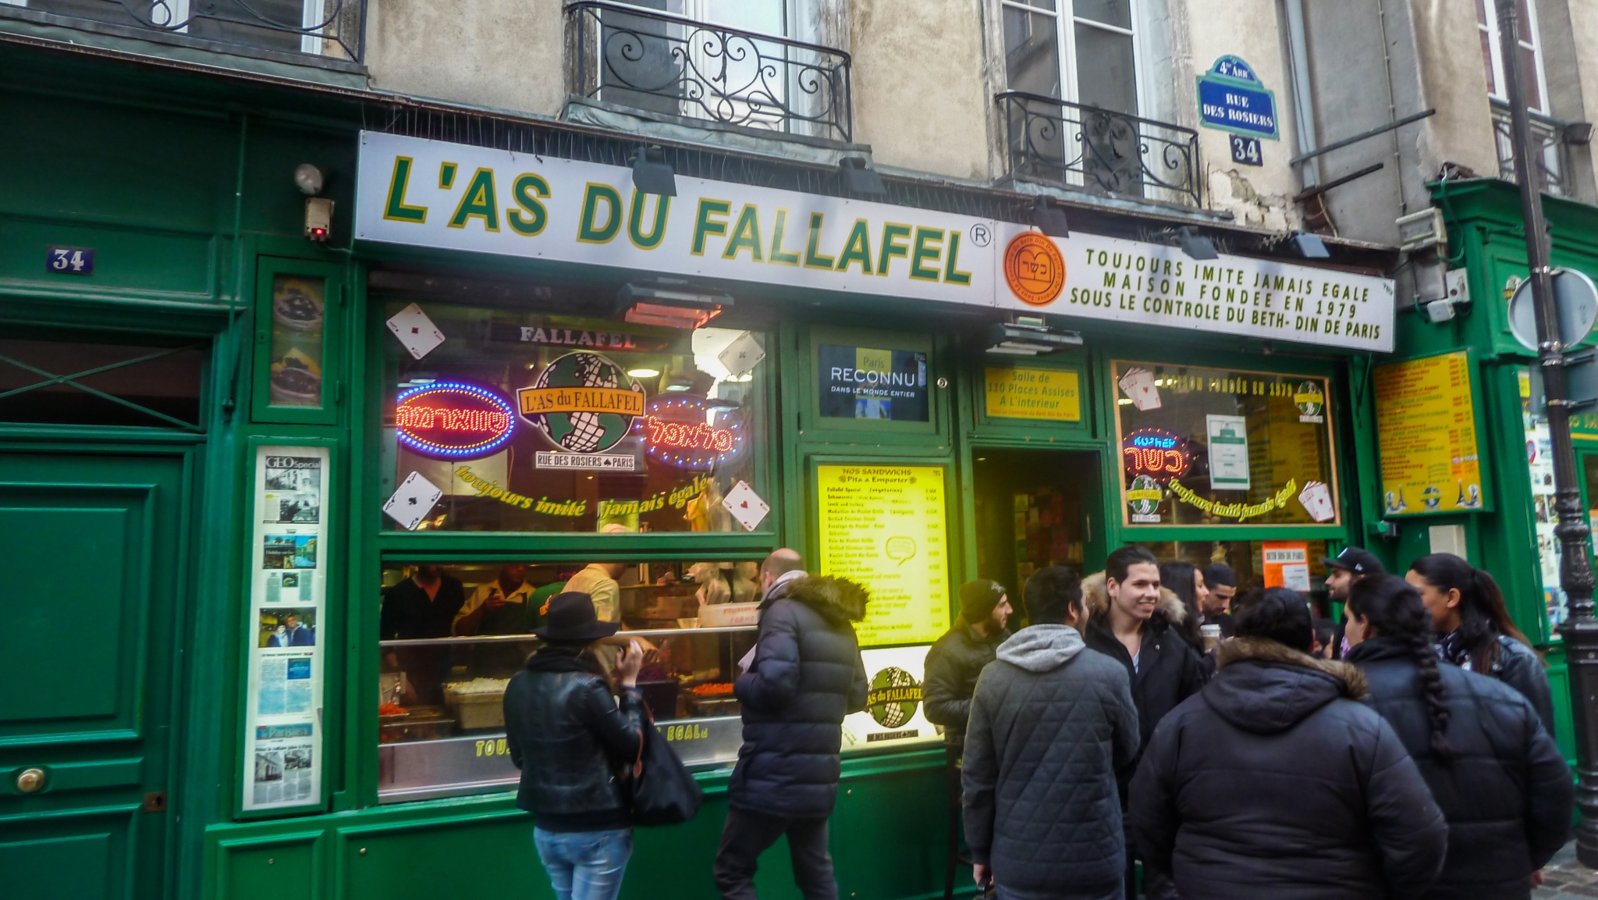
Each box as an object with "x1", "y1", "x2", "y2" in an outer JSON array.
[{"x1": 1197, "y1": 55, "x2": 1279, "y2": 140}]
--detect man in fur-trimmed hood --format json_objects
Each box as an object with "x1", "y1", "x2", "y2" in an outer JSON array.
[
  {"x1": 714, "y1": 549, "x2": 869, "y2": 900},
  {"x1": 1129, "y1": 588, "x2": 1447, "y2": 900}
]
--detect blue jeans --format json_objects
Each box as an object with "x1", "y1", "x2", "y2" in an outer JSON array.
[{"x1": 533, "y1": 827, "x2": 633, "y2": 900}]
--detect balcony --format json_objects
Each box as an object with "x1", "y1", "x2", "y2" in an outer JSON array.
[
  {"x1": 998, "y1": 91, "x2": 1202, "y2": 208},
  {"x1": 565, "y1": 0, "x2": 852, "y2": 143},
  {"x1": 1, "y1": 0, "x2": 365, "y2": 66},
  {"x1": 1491, "y1": 101, "x2": 1574, "y2": 197}
]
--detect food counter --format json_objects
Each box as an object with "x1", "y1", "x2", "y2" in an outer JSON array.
[{"x1": 376, "y1": 626, "x2": 756, "y2": 803}]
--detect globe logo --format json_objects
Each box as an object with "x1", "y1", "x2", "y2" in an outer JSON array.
[
  {"x1": 866, "y1": 666, "x2": 921, "y2": 729},
  {"x1": 518, "y1": 352, "x2": 646, "y2": 455}
]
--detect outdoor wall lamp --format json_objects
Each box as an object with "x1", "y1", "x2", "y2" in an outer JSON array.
[
  {"x1": 296, "y1": 163, "x2": 333, "y2": 243},
  {"x1": 1286, "y1": 231, "x2": 1330, "y2": 258},
  {"x1": 631, "y1": 146, "x2": 677, "y2": 197},
  {"x1": 1564, "y1": 121, "x2": 1594, "y2": 146},
  {"x1": 838, "y1": 156, "x2": 887, "y2": 196},
  {"x1": 1152, "y1": 225, "x2": 1218, "y2": 260},
  {"x1": 984, "y1": 316, "x2": 1083, "y2": 355},
  {"x1": 1029, "y1": 196, "x2": 1071, "y2": 238}
]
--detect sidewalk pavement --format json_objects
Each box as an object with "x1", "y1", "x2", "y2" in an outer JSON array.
[{"x1": 1536, "y1": 842, "x2": 1598, "y2": 899}]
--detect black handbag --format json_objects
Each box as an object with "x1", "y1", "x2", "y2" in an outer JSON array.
[{"x1": 625, "y1": 707, "x2": 703, "y2": 826}]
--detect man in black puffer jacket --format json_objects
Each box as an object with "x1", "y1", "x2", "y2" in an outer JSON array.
[
  {"x1": 964, "y1": 566, "x2": 1139, "y2": 900},
  {"x1": 714, "y1": 549, "x2": 868, "y2": 900},
  {"x1": 1130, "y1": 589, "x2": 1448, "y2": 900}
]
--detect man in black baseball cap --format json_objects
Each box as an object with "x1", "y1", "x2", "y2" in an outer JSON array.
[{"x1": 1324, "y1": 547, "x2": 1385, "y2": 659}]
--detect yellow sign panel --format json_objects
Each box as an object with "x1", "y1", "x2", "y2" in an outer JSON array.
[
  {"x1": 816, "y1": 464, "x2": 950, "y2": 647},
  {"x1": 1373, "y1": 352, "x2": 1484, "y2": 515},
  {"x1": 984, "y1": 367, "x2": 1081, "y2": 422}
]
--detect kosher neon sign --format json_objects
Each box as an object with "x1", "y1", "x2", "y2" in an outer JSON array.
[
  {"x1": 394, "y1": 382, "x2": 516, "y2": 459},
  {"x1": 1122, "y1": 427, "x2": 1192, "y2": 479},
  {"x1": 643, "y1": 397, "x2": 745, "y2": 469}
]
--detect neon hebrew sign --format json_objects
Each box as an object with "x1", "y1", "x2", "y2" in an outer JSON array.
[
  {"x1": 1122, "y1": 427, "x2": 1192, "y2": 479},
  {"x1": 394, "y1": 381, "x2": 516, "y2": 459},
  {"x1": 642, "y1": 396, "x2": 745, "y2": 470}
]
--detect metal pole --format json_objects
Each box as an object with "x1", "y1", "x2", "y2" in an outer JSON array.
[{"x1": 1496, "y1": 0, "x2": 1598, "y2": 867}]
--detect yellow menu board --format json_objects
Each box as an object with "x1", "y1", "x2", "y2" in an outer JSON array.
[
  {"x1": 984, "y1": 367, "x2": 1081, "y2": 421},
  {"x1": 816, "y1": 464, "x2": 950, "y2": 646},
  {"x1": 1373, "y1": 352, "x2": 1485, "y2": 515}
]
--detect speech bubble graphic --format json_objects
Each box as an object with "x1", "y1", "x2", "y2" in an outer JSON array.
[{"x1": 886, "y1": 536, "x2": 917, "y2": 565}]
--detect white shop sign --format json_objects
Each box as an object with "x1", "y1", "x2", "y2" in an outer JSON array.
[{"x1": 355, "y1": 132, "x2": 1395, "y2": 353}]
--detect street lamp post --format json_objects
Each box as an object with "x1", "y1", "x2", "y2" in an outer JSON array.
[{"x1": 1496, "y1": 0, "x2": 1598, "y2": 866}]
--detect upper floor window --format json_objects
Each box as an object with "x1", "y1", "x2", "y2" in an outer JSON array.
[
  {"x1": 4, "y1": 0, "x2": 365, "y2": 64},
  {"x1": 1002, "y1": 0, "x2": 1141, "y2": 118},
  {"x1": 995, "y1": 0, "x2": 1199, "y2": 205},
  {"x1": 1477, "y1": 0, "x2": 1546, "y2": 112},
  {"x1": 567, "y1": 0, "x2": 852, "y2": 141}
]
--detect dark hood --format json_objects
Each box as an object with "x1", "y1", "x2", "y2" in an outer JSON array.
[
  {"x1": 1204, "y1": 637, "x2": 1368, "y2": 734},
  {"x1": 786, "y1": 575, "x2": 869, "y2": 624}
]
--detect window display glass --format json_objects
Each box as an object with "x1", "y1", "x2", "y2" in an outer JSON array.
[
  {"x1": 376, "y1": 559, "x2": 758, "y2": 803},
  {"x1": 380, "y1": 300, "x2": 769, "y2": 533},
  {"x1": 1113, "y1": 361, "x2": 1339, "y2": 527}
]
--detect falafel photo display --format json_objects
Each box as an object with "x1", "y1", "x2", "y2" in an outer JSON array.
[{"x1": 243, "y1": 444, "x2": 331, "y2": 812}]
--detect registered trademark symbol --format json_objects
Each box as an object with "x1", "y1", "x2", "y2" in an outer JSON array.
[{"x1": 970, "y1": 224, "x2": 992, "y2": 248}]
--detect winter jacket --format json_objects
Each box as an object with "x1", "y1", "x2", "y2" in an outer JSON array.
[
  {"x1": 1130, "y1": 637, "x2": 1448, "y2": 900},
  {"x1": 729, "y1": 575, "x2": 869, "y2": 818},
  {"x1": 1081, "y1": 572, "x2": 1206, "y2": 750},
  {"x1": 502, "y1": 646, "x2": 645, "y2": 831},
  {"x1": 922, "y1": 621, "x2": 1010, "y2": 748},
  {"x1": 1350, "y1": 636, "x2": 1572, "y2": 899},
  {"x1": 963, "y1": 625, "x2": 1139, "y2": 900},
  {"x1": 1439, "y1": 631, "x2": 1557, "y2": 739}
]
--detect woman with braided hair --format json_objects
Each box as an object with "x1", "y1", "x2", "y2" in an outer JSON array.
[
  {"x1": 1407, "y1": 552, "x2": 1556, "y2": 736},
  {"x1": 1346, "y1": 575, "x2": 1571, "y2": 899}
]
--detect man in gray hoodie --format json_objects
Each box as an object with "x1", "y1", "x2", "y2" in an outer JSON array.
[{"x1": 963, "y1": 566, "x2": 1140, "y2": 900}]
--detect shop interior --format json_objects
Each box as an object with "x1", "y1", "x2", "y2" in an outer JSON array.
[{"x1": 971, "y1": 448, "x2": 1103, "y2": 618}]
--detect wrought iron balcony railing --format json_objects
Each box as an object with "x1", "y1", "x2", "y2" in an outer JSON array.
[
  {"x1": 566, "y1": 1, "x2": 852, "y2": 143},
  {"x1": 4, "y1": 0, "x2": 366, "y2": 65},
  {"x1": 998, "y1": 91, "x2": 1202, "y2": 207},
  {"x1": 1491, "y1": 101, "x2": 1572, "y2": 197}
]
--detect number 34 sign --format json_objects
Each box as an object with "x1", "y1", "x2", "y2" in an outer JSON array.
[
  {"x1": 1229, "y1": 136, "x2": 1263, "y2": 167},
  {"x1": 46, "y1": 246, "x2": 95, "y2": 275}
]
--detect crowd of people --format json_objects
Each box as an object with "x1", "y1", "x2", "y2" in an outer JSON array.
[
  {"x1": 932, "y1": 546, "x2": 1572, "y2": 900},
  {"x1": 493, "y1": 543, "x2": 1571, "y2": 900}
]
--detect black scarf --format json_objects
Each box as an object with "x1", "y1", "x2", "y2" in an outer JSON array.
[{"x1": 523, "y1": 643, "x2": 605, "y2": 676}]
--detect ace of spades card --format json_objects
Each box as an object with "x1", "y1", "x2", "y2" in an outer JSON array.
[
  {"x1": 386, "y1": 303, "x2": 446, "y2": 360},
  {"x1": 721, "y1": 480, "x2": 770, "y2": 532},
  {"x1": 383, "y1": 472, "x2": 444, "y2": 531}
]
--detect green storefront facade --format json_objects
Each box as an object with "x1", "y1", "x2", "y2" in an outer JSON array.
[{"x1": 7, "y1": 39, "x2": 1576, "y2": 900}]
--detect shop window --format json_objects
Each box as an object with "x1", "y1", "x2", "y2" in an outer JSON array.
[
  {"x1": 376, "y1": 558, "x2": 757, "y2": 803},
  {"x1": 0, "y1": 336, "x2": 206, "y2": 430},
  {"x1": 1113, "y1": 361, "x2": 1339, "y2": 527},
  {"x1": 379, "y1": 301, "x2": 769, "y2": 534}
]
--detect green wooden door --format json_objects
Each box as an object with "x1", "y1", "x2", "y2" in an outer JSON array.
[{"x1": 0, "y1": 449, "x2": 190, "y2": 900}]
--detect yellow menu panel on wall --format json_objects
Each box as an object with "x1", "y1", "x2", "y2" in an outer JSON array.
[
  {"x1": 817, "y1": 464, "x2": 950, "y2": 647},
  {"x1": 1373, "y1": 351, "x2": 1485, "y2": 516},
  {"x1": 984, "y1": 367, "x2": 1081, "y2": 421}
]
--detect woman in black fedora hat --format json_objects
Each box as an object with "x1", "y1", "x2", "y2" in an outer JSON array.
[{"x1": 503, "y1": 591, "x2": 646, "y2": 900}]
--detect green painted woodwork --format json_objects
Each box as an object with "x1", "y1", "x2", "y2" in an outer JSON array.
[{"x1": 0, "y1": 448, "x2": 193, "y2": 900}]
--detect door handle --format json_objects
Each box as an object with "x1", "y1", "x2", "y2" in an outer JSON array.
[{"x1": 15, "y1": 768, "x2": 45, "y2": 794}]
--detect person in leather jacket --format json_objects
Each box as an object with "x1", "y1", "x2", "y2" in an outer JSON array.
[
  {"x1": 923, "y1": 578, "x2": 1013, "y2": 752},
  {"x1": 503, "y1": 591, "x2": 646, "y2": 900},
  {"x1": 1407, "y1": 553, "x2": 1556, "y2": 737}
]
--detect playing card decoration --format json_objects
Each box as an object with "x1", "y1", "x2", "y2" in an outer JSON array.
[
  {"x1": 721, "y1": 480, "x2": 770, "y2": 532},
  {"x1": 383, "y1": 471, "x2": 444, "y2": 530},
  {"x1": 386, "y1": 303, "x2": 446, "y2": 360},
  {"x1": 1118, "y1": 367, "x2": 1161, "y2": 411},
  {"x1": 1298, "y1": 481, "x2": 1335, "y2": 522},
  {"x1": 718, "y1": 332, "x2": 766, "y2": 378}
]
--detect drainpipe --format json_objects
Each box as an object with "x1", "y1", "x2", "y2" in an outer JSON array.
[{"x1": 1281, "y1": 0, "x2": 1320, "y2": 189}]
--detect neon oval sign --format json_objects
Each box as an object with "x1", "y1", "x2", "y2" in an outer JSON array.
[
  {"x1": 1122, "y1": 427, "x2": 1191, "y2": 479},
  {"x1": 395, "y1": 381, "x2": 516, "y2": 459},
  {"x1": 642, "y1": 396, "x2": 745, "y2": 470}
]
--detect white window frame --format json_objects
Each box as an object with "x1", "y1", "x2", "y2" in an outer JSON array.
[
  {"x1": 1478, "y1": 0, "x2": 1549, "y2": 114},
  {"x1": 998, "y1": 0, "x2": 1148, "y2": 118}
]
